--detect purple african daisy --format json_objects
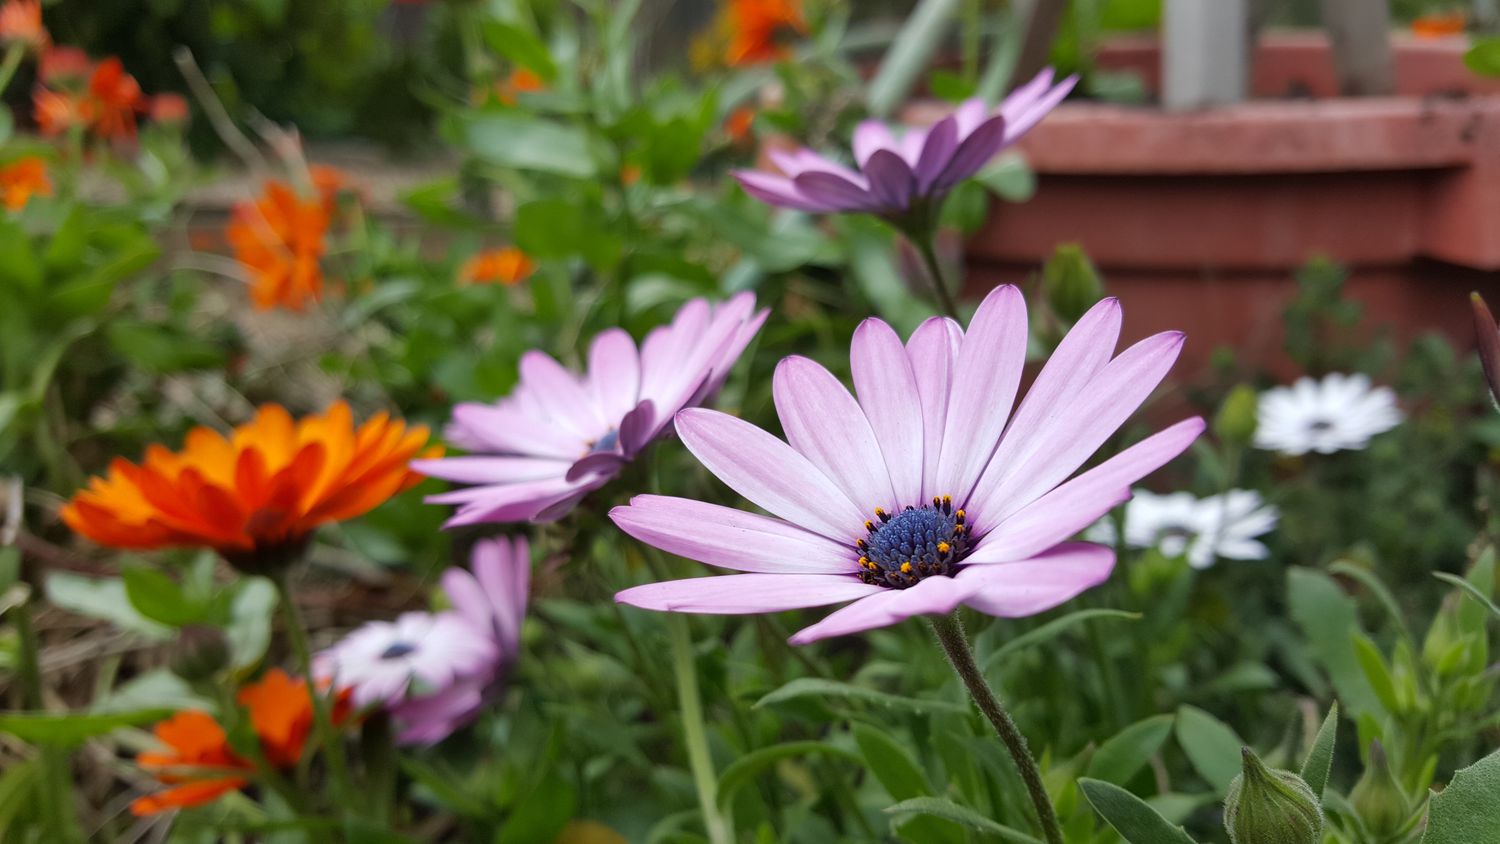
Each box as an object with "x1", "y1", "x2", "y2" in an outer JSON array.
[
  {"x1": 733, "y1": 69, "x2": 1075, "y2": 222},
  {"x1": 414, "y1": 293, "x2": 768, "y2": 526},
  {"x1": 318, "y1": 537, "x2": 531, "y2": 745},
  {"x1": 613, "y1": 287, "x2": 1203, "y2": 644}
]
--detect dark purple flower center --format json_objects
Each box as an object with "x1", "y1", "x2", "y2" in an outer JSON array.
[
  {"x1": 380, "y1": 641, "x2": 417, "y2": 660},
  {"x1": 590, "y1": 429, "x2": 620, "y2": 453},
  {"x1": 855, "y1": 495, "x2": 969, "y2": 589},
  {"x1": 1307, "y1": 419, "x2": 1335, "y2": 433}
]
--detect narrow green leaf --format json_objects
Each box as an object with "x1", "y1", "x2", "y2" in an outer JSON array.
[
  {"x1": 1288, "y1": 568, "x2": 1381, "y2": 716},
  {"x1": 867, "y1": 0, "x2": 963, "y2": 118},
  {"x1": 1352, "y1": 634, "x2": 1401, "y2": 714},
  {"x1": 1174, "y1": 706, "x2": 1244, "y2": 795},
  {"x1": 883, "y1": 797, "x2": 1043, "y2": 844},
  {"x1": 983, "y1": 609, "x2": 1141, "y2": 671},
  {"x1": 853, "y1": 723, "x2": 930, "y2": 799},
  {"x1": 1300, "y1": 702, "x2": 1339, "y2": 799},
  {"x1": 0, "y1": 709, "x2": 170, "y2": 745},
  {"x1": 1330, "y1": 561, "x2": 1413, "y2": 643},
  {"x1": 1079, "y1": 779, "x2": 1198, "y2": 844},
  {"x1": 715, "y1": 741, "x2": 860, "y2": 809},
  {"x1": 1421, "y1": 748, "x2": 1500, "y2": 843},
  {"x1": 1087, "y1": 714, "x2": 1175, "y2": 786},
  {"x1": 1433, "y1": 571, "x2": 1500, "y2": 621},
  {"x1": 754, "y1": 678, "x2": 966, "y2": 715}
]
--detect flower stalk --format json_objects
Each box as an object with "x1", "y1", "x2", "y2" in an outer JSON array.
[
  {"x1": 271, "y1": 573, "x2": 353, "y2": 808},
  {"x1": 669, "y1": 614, "x2": 733, "y2": 844},
  {"x1": 929, "y1": 611, "x2": 1063, "y2": 844},
  {"x1": 911, "y1": 228, "x2": 960, "y2": 320}
]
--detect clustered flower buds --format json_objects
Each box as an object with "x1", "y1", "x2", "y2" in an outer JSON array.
[{"x1": 1223, "y1": 746, "x2": 1323, "y2": 844}]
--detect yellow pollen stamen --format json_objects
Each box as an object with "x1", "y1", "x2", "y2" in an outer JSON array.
[
  {"x1": 937, "y1": 541, "x2": 951, "y2": 554},
  {"x1": 864, "y1": 520, "x2": 875, "y2": 531},
  {"x1": 900, "y1": 562, "x2": 913, "y2": 574}
]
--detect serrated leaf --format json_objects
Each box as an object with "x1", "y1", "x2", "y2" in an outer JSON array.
[
  {"x1": 1420, "y1": 748, "x2": 1500, "y2": 843},
  {"x1": 1300, "y1": 702, "x2": 1339, "y2": 798},
  {"x1": 883, "y1": 797, "x2": 1042, "y2": 843},
  {"x1": 1174, "y1": 706, "x2": 1244, "y2": 795},
  {"x1": 1078, "y1": 779, "x2": 1198, "y2": 844},
  {"x1": 1087, "y1": 714, "x2": 1175, "y2": 786},
  {"x1": 754, "y1": 678, "x2": 966, "y2": 715}
]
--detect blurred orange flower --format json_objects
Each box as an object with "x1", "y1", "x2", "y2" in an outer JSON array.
[
  {"x1": 725, "y1": 106, "x2": 755, "y2": 144},
  {"x1": 461, "y1": 247, "x2": 535, "y2": 286},
  {"x1": 727, "y1": 0, "x2": 805, "y2": 66},
  {"x1": 0, "y1": 0, "x2": 46, "y2": 51},
  {"x1": 149, "y1": 92, "x2": 190, "y2": 126},
  {"x1": 0, "y1": 156, "x2": 50, "y2": 211},
  {"x1": 38, "y1": 45, "x2": 90, "y2": 86},
  {"x1": 86, "y1": 57, "x2": 146, "y2": 140},
  {"x1": 131, "y1": 669, "x2": 352, "y2": 816},
  {"x1": 620, "y1": 162, "x2": 642, "y2": 186},
  {"x1": 61, "y1": 402, "x2": 438, "y2": 573},
  {"x1": 226, "y1": 180, "x2": 332, "y2": 311},
  {"x1": 33, "y1": 88, "x2": 88, "y2": 135},
  {"x1": 1412, "y1": 12, "x2": 1465, "y2": 37},
  {"x1": 497, "y1": 67, "x2": 546, "y2": 105}
]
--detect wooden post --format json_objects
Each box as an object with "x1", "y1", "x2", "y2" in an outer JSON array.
[
  {"x1": 1162, "y1": 0, "x2": 1249, "y2": 110},
  {"x1": 1319, "y1": 0, "x2": 1396, "y2": 96}
]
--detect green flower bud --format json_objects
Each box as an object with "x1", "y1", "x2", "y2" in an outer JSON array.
[
  {"x1": 1043, "y1": 243, "x2": 1104, "y2": 324},
  {"x1": 1224, "y1": 746, "x2": 1323, "y2": 844},
  {"x1": 1214, "y1": 384, "x2": 1260, "y2": 447},
  {"x1": 169, "y1": 624, "x2": 230, "y2": 682},
  {"x1": 1349, "y1": 741, "x2": 1411, "y2": 839}
]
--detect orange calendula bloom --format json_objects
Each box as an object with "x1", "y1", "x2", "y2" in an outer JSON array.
[
  {"x1": 149, "y1": 92, "x2": 190, "y2": 126},
  {"x1": 725, "y1": 106, "x2": 756, "y2": 145},
  {"x1": 226, "y1": 180, "x2": 332, "y2": 311},
  {"x1": 0, "y1": 0, "x2": 46, "y2": 51},
  {"x1": 727, "y1": 0, "x2": 805, "y2": 66},
  {"x1": 33, "y1": 88, "x2": 88, "y2": 136},
  {"x1": 86, "y1": 57, "x2": 146, "y2": 140},
  {"x1": 38, "y1": 45, "x2": 90, "y2": 86},
  {"x1": 1412, "y1": 12, "x2": 1465, "y2": 37},
  {"x1": 497, "y1": 67, "x2": 546, "y2": 105},
  {"x1": 131, "y1": 669, "x2": 351, "y2": 816},
  {"x1": 0, "y1": 156, "x2": 50, "y2": 211},
  {"x1": 460, "y1": 247, "x2": 536, "y2": 286},
  {"x1": 61, "y1": 402, "x2": 438, "y2": 574}
]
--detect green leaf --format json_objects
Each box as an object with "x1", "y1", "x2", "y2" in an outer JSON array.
[
  {"x1": 1087, "y1": 714, "x2": 1175, "y2": 786},
  {"x1": 852, "y1": 723, "x2": 964, "y2": 844},
  {"x1": 225, "y1": 578, "x2": 277, "y2": 669},
  {"x1": 1352, "y1": 633, "x2": 1401, "y2": 714},
  {"x1": 1433, "y1": 571, "x2": 1500, "y2": 621},
  {"x1": 1288, "y1": 568, "x2": 1382, "y2": 716},
  {"x1": 0, "y1": 221, "x2": 42, "y2": 295},
  {"x1": 106, "y1": 321, "x2": 225, "y2": 374},
  {"x1": 983, "y1": 609, "x2": 1141, "y2": 672},
  {"x1": 883, "y1": 797, "x2": 1043, "y2": 843},
  {"x1": 92, "y1": 669, "x2": 210, "y2": 713},
  {"x1": 1464, "y1": 39, "x2": 1500, "y2": 78},
  {"x1": 1329, "y1": 560, "x2": 1412, "y2": 643},
  {"x1": 45, "y1": 571, "x2": 171, "y2": 639},
  {"x1": 867, "y1": 0, "x2": 963, "y2": 118},
  {"x1": 974, "y1": 154, "x2": 1036, "y2": 203},
  {"x1": 121, "y1": 564, "x2": 203, "y2": 627},
  {"x1": 480, "y1": 21, "x2": 558, "y2": 81},
  {"x1": 458, "y1": 113, "x2": 596, "y2": 178},
  {"x1": 513, "y1": 198, "x2": 619, "y2": 270},
  {"x1": 0, "y1": 709, "x2": 170, "y2": 746},
  {"x1": 1078, "y1": 779, "x2": 1198, "y2": 844},
  {"x1": 754, "y1": 677, "x2": 967, "y2": 715},
  {"x1": 42, "y1": 206, "x2": 89, "y2": 275},
  {"x1": 1174, "y1": 705, "x2": 1244, "y2": 795},
  {"x1": 1300, "y1": 702, "x2": 1339, "y2": 799},
  {"x1": 715, "y1": 741, "x2": 860, "y2": 809},
  {"x1": 1420, "y1": 748, "x2": 1500, "y2": 843}
]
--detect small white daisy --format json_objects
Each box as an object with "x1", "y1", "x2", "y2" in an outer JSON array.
[
  {"x1": 1089, "y1": 489, "x2": 1279, "y2": 569},
  {"x1": 316, "y1": 611, "x2": 496, "y2": 709},
  {"x1": 1253, "y1": 373, "x2": 1401, "y2": 455}
]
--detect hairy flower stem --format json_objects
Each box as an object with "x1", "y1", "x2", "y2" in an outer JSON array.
[
  {"x1": 930, "y1": 612, "x2": 1064, "y2": 844},
  {"x1": 272, "y1": 574, "x2": 354, "y2": 810},
  {"x1": 668, "y1": 614, "x2": 733, "y2": 844},
  {"x1": 913, "y1": 231, "x2": 961, "y2": 321}
]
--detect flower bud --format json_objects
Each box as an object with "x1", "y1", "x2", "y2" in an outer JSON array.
[
  {"x1": 168, "y1": 625, "x2": 230, "y2": 682},
  {"x1": 1043, "y1": 243, "x2": 1104, "y2": 324},
  {"x1": 1349, "y1": 740, "x2": 1411, "y2": 839},
  {"x1": 1223, "y1": 746, "x2": 1323, "y2": 844},
  {"x1": 1214, "y1": 384, "x2": 1260, "y2": 447},
  {"x1": 1472, "y1": 292, "x2": 1500, "y2": 412}
]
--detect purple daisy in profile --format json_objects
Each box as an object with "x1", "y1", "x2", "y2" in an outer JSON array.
[
  {"x1": 414, "y1": 294, "x2": 768, "y2": 526},
  {"x1": 733, "y1": 69, "x2": 1075, "y2": 222},
  {"x1": 318, "y1": 537, "x2": 530, "y2": 745},
  {"x1": 613, "y1": 287, "x2": 1202, "y2": 644}
]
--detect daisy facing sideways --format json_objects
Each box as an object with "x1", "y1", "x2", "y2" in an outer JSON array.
[
  {"x1": 613, "y1": 288, "x2": 1203, "y2": 644},
  {"x1": 1254, "y1": 372, "x2": 1401, "y2": 455},
  {"x1": 1088, "y1": 488, "x2": 1279, "y2": 570}
]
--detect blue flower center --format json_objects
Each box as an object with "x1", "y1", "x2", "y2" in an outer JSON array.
[
  {"x1": 591, "y1": 429, "x2": 620, "y2": 453},
  {"x1": 855, "y1": 495, "x2": 969, "y2": 589},
  {"x1": 380, "y1": 641, "x2": 417, "y2": 660}
]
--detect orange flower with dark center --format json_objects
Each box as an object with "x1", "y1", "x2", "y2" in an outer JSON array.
[
  {"x1": 0, "y1": 156, "x2": 50, "y2": 211},
  {"x1": 86, "y1": 57, "x2": 146, "y2": 140},
  {"x1": 61, "y1": 402, "x2": 438, "y2": 574},
  {"x1": 130, "y1": 669, "x2": 352, "y2": 815},
  {"x1": 496, "y1": 67, "x2": 546, "y2": 105},
  {"x1": 1412, "y1": 11, "x2": 1465, "y2": 37},
  {"x1": 460, "y1": 247, "x2": 536, "y2": 286},
  {"x1": 727, "y1": 0, "x2": 805, "y2": 66},
  {"x1": 226, "y1": 180, "x2": 332, "y2": 311},
  {"x1": 33, "y1": 88, "x2": 88, "y2": 135},
  {"x1": 0, "y1": 0, "x2": 46, "y2": 51}
]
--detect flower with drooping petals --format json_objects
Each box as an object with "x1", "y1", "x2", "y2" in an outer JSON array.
[
  {"x1": 461, "y1": 247, "x2": 535, "y2": 286},
  {"x1": 1253, "y1": 373, "x2": 1401, "y2": 456},
  {"x1": 131, "y1": 669, "x2": 348, "y2": 815},
  {"x1": 61, "y1": 402, "x2": 437, "y2": 574},
  {"x1": 1087, "y1": 489, "x2": 1278, "y2": 570},
  {"x1": 613, "y1": 289, "x2": 1203, "y2": 644},
  {"x1": 416, "y1": 294, "x2": 768, "y2": 525},
  {"x1": 85, "y1": 57, "x2": 146, "y2": 140},
  {"x1": 734, "y1": 69, "x2": 1074, "y2": 224},
  {"x1": 226, "y1": 179, "x2": 333, "y2": 311},
  {"x1": 727, "y1": 0, "x2": 805, "y2": 66},
  {"x1": 33, "y1": 88, "x2": 88, "y2": 135},
  {"x1": 0, "y1": 156, "x2": 50, "y2": 211},
  {"x1": 0, "y1": 0, "x2": 46, "y2": 51}
]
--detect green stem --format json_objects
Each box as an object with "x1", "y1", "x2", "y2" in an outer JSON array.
[
  {"x1": 668, "y1": 614, "x2": 732, "y2": 844},
  {"x1": 0, "y1": 43, "x2": 26, "y2": 99},
  {"x1": 13, "y1": 600, "x2": 81, "y2": 843},
  {"x1": 930, "y1": 612, "x2": 1063, "y2": 844},
  {"x1": 912, "y1": 230, "x2": 961, "y2": 320},
  {"x1": 361, "y1": 711, "x2": 398, "y2": 829},
  {"x1": 271, "y1": 575, "x2": 353, "y2": 810}
]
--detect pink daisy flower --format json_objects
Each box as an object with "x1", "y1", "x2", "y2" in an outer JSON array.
[
  {"x1": 613, "y1": 287, "x2": 1203, "y2": 644},
  {"x1": 415, "y1": 294, "x2": 768, "y2": 526}
]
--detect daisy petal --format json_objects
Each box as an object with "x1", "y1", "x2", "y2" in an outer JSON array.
[
  {"x1": 959, "y1": 543, "x2": 1115, "y2": 617},
  {"x1": 936, "y1": 285, "x2": 1027, "y2": 503},
  {"x1": 852, "y1": 318, "x2": 924, "y2": 506},
  {"x1": 907, "y1": 316, "x2": 964, "y2": 499},
  {"x1": 611, "y1": 495, "x2": 858, "y2": 574},
  {"x1": 616, "y1": 573, "x2": 881, "y2": 614},
  {"x1": 787, "y1": 574, "x2": 981, "y2": 644},
  {"x1": 773, "y1": 356, "x2": 896, "y2": 515}
]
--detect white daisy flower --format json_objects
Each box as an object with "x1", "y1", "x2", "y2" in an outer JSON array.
[
  {"x1": 316, "y1": 611, "x2": 496, "y2": 709},
  {"x1": 1253, "y1": 373, "x2": 1401, "y2": 455},
  {"x1": 1089, "y1": 489, "x2": 1279, "y2": 569}
]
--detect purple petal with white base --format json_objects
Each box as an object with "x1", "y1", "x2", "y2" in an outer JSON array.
[
  {"x1": 613, "y1": 286, "x2": 1201, "y2": 644},
  {"x1": 417, "y1": 294, "x2": 766, "y2": 525}
]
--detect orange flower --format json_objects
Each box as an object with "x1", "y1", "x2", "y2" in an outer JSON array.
[
  {"x1": 1412, "y1": 11, "x2": 1465, "y2": 37},
  {"x1": 0, "y1": 156, "x2": 50, "y2": 211},
  {"x1": 33, "y1": 88, "x2": 88, "y2": 135},
  {"x1": 725, "y1": 106, "x2": 755, "y2": 145},
  {"x1": 727, "y1": 0, "x2": 805, "y2": 66},
  {"x1": 130, "y1": 669, "x2": 352, "y2": 816},
  {"x1": 0, "y1": 0, "x2": 46, "y2": 51},
  {"x1": 496, "y1": 67, "x2": 546, "y2": 105},
  {"x1": 308, "y1": 164, "x2": 349, "y2": 214},
  {"x1": 86, "y1": 57, "x2": 146, "y2": 140},
  {"x1": 460, "y1": 247, "x2": 536, "y2": 286},
  {"x1": 61, "y1": 402, "x2": 438, "y2": 573},
  {"x1": 619, "y1": 162, "x2": 643, "y2": 186},
  {"x1": 38, "y1": 45, "x2": 91, "y2": 86},
  {"x1": 226, "y1": 180, "x2": 332, "y2": 311},
  {"x1": 149, "y1": 92, "x2": 190, "y2": 126}
]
